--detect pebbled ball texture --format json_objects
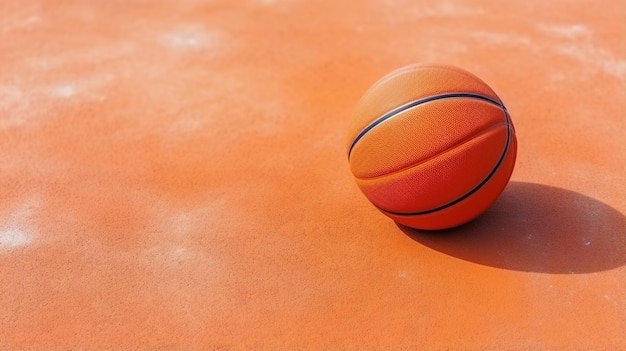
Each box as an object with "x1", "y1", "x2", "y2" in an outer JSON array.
[{"x1": 347, "y1": 64, "x2": 517, "y2": 230}]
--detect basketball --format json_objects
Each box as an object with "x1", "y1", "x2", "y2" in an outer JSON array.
[{"x1": 347, "y1": 64, "x2": 518, "y2": 230}]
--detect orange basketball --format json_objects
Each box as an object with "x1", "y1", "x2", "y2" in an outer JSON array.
[{"x1": 347, "y1": 64, "x2": 517, "y2": 230}]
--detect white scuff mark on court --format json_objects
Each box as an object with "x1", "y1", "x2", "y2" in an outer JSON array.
[
  {"x1": 0, "y1": 228, "x2": 32, "y2": 249},
  {"x1": 45, "y1": 73, "x2": 114, "y2": 101},
  {"x1": 471, "y1": 28, "x2": 626, "y2": 79},
  {"x1": 257, "y1": 0, "x2": 279, "y2": 5},
  {"x1": 0, "y1": 198, "x2": 39, "y2": 251},
  {"x1": 388, "y1": 0, "x2": 483, "y2": 17},
  {"x1": 50, "y1": 84, "x2": 78, "y2": 98},
  {"x1": 470, "y1": 31, "x2": 535, "y2": 48},
  {"x1": 468, "y1": 30, "x2": 541, "y2": 55},
  {"x1": 140, "y1": 244, "x2": 217, "y2": 275},
  {"x1": 167, "y1": 245, "x2": 192, "y2": 262},
  {"x1": 0, "y1": 84, "x2": 46, "y2": 130},
  {"x1": 535, "y1": 23, "x2": 626, "y2": 79},
  {"x1": 0, "y1": 85, "x2": 23, "y2": 104},
  {"x1": 160, "y1": 26, "x2": 220, "y2": 52},
  {"x1": 0, "y1": 74, "x2": 113, "y2": 129},
  {"x1": 555, "y1": 43, "x2": 626, "y2": 79},
  {"x1": 27, "y1": 44, "x2": 134, "y2": 72},
  {"x1": 537, "y1": 24, "x2": 590, "y2": 40},
  {"x1": 422, "y1": 1, "x2": 485, "y2": 17},
  {"x1": 255, "y1": 0, "x2": 300, "y2": 6},
  {"x1": 1, "y1": 14, "x2": 41, "y2": 33},
  {"x1": 167, "y1": 211, "x2": 199, "y2": 237},
  {"x1": 147, "y1": 197, "x2": 228, "y2": 241}
]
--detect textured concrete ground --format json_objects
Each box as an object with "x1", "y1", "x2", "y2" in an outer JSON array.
[{"x1": 1, "y1": 0, "x2": 624, "y2": 348}]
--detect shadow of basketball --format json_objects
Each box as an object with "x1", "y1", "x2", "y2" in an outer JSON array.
[{"x1": 400, "y1": 182, "x2": 626, "y2": 274}]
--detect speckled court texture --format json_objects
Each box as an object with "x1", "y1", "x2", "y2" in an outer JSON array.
[{"x1": 1, "y1": 0, "x2": 625, "y2": 349}]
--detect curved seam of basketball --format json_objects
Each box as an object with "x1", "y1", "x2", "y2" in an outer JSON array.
[
  {"x1": 347, "y1": 93, "x2": 503, "y2": 160},
  {"x1": 355, "y1": 66, "x2": 496, "y2": 117},
  {"x1": 353, "y1": 121, "x2": 508, "y2": 180},
  {"x1": 376, "y1": 108, "x2": 512, "y2": 217}
]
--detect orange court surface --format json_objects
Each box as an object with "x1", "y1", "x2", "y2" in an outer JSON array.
[{"x1": 1, "y1": 0, "x2": 625, "y2": 349}]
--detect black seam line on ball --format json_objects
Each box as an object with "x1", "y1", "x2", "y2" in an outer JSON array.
[
  {"x1": 347, "y1": 93, "x2": 504, "y2": 160},
  {"x1": 377, "y1": 107, "x2": 512, "y2": 217}
]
